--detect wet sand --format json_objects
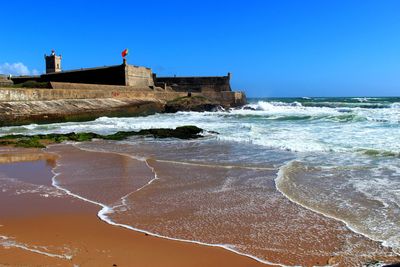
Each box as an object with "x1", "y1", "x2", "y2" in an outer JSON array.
[
  {"x1": 0, "y1": 148, "x2": 266, "y2": 267},
  {"x1": 0, "y1": 145, "x2": 399, "y2": 267}
]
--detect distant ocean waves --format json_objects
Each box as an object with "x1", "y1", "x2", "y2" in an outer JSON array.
[
  {"x1": 248, "y1": 97, "x2": 400, "y2": 109},
  {"x1": 1, "y1": 97, "x2": 399, "y2": 155}
]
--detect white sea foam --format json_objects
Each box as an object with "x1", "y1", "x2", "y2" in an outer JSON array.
[
  {"x1": 49, "y1": 149, "x2": 294, "y2": 267},
  {"x1": 50, "y1": 144, "x2": 398, "y2": 265},
  {"x1": 275, "y1": 159, "x2": 400, "y2": 256},
  {"x1": 353, "y1": 97, "x2": 369, "y2": 102},
  {"x1": 113, "y1": 158, "x2": 161, "y2": 210},
  {"x1": 0, "y1": 98, "x2": 399, "y2": 154},
  {"x1": 391, "y1": 102, "x2": 400, "y2": 109},
  {"x1": 0, "y1": 176, "x2": 65, "y2": 198},
  {"x1": 0, "y1": 235, "x2": 73, "y2": 260}
]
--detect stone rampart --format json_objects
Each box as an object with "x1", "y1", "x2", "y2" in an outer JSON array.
[
  {"x1": 0, "y1": 85, "x2": 245, "y2": 107},
  {"x1": 155, "y1": 75, "x2": 231, "y2": 93},
  {"x1": 12, "y1": 65, "x2": 126, "y2": 86},
  {"x1": 49, "y1": 82, "x2": 153, "y2": 91},
  {"x1": 12, "y1": 64, "x2": 157, "y2": 89},
  {"x1": 125, "y1": 65, "x2": 154, "y2": 87},
  {"x1": 42, "y1": 65, "x2": 126, "y2": 85},
  {"x1": 10, "y1": 62, "x2": 238, "y2": 100},
  {"x1": 0, "y1": 87, "x2": 194, "y2": 102}
]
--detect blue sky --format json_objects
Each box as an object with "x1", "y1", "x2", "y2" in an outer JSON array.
[{"x1": 1, "y1": 0, "x2": 400, "y2": 97}]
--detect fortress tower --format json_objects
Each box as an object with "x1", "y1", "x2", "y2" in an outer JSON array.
[{"x1": 44, "y1": 50, "x2": 62, "y2": 74}]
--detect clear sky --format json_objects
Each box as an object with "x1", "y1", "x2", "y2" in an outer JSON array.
[{"x1": 1, "y1": 0, "x2": 400, "y2": 97}]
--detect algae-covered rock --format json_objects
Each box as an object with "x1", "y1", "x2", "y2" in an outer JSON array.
[
  {"x1": 138, "y1": 125, "x2": 203, "y2": 139},
  {"x1": 15, "y1": 139, "x2": 46, "y2": 148},
  {"x1": 0, "y1": 126, "x2": 205, "y2": 148},
  {"x1": 104, "y1": 125, "x2": 203, "y2": 140}
]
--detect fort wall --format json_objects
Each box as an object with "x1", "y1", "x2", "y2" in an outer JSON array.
[
  {"x1": 125, "y1": 65, "x2": 154, "y2": 87},
  {"x1": 41, "y1": 65, "x2": 126, "y2": 85},
  {"x1": 0, "y1": 85, "x2": 245, "y2": 107},
  {"x1": 155, "y1": 75, "x2": 231, "y2": 93},
  {"x1": 49, "y1": 82, "x2": 152, "y2": 91},
  {"x1": 0, "y1": 87, "x2": 190, "y2": 102},
  {"x1": 12, "y1": 64, "x2": 156, "y2": 88},
  {"x1": 12, "y1": 65, "x2": 126, "y2": 86}
]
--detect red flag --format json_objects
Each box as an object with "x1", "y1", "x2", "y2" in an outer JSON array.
[{"x1": 121, "y1": 49, "x2": 129, "y2": 58}]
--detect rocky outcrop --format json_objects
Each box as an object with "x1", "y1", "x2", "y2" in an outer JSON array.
[
  {"x1": 164, "y1": 96, "x2": 222, "y2": 113},
  {"x1": 0, "y1": 126, "x2": 205, "y2": 148},
  {"x1": 0, "y1": 98, "x2": 164, "y2": 127}
]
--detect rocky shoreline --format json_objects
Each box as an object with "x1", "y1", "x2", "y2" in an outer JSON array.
[
  {"x1": 164, "y1": 96, "x2": 223, "y2": 113},
  {"x1": 0, "y1": 84, "x2": 243, "y2": 127},
  {"x1": 0, "y1": 98, "x2": 166, "y2": 127},
  {"x1": 0, "y1": 95, "x2": 232, "y2": 127}
]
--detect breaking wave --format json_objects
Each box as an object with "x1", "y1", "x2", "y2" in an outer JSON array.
[{"x1": 0, "y1": 97, "x2": 399, "y2": 155}]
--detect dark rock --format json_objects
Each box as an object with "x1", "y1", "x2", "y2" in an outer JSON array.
[
  {"x1": 383, "y1": 263, "x2": 400, "y2": 267},
  {"x1": 164, "y1": 96, "x2": 221, "y2": 113},
  {"x1": 243, "y1": 106, "x2": 256, "y2": 111},
  {"x1": 140, "y1": 125, "x2": 203, "y2": 139},
  {"x1": 103, "y1": 126, "x2": 203, "y2": 140}
]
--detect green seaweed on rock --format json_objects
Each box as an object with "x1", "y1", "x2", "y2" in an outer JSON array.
[{"x1": 0, "y1": 126, "x2": 206, "y2": 148}]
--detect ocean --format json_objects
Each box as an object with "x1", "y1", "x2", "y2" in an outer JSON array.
[{"x1": 0, "y1": 97, "x2": 399, "y2": 266}]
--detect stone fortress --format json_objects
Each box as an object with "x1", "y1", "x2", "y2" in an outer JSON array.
[
  {"x1": 12, "y1": 50, "x2": 238, "y2": 96},
  {"x1": 0, "y1": 50, "x2": 246, "y2": 126}
]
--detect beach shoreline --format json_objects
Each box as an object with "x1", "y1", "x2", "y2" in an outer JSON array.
[
  {"x1": 0, "y1": 144, "x2": 399, "y2": 267},
  {"x1": 0, "y1": 147, "x2": 269, "y2": 267}
]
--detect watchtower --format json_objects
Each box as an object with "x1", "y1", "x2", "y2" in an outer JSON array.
[{"x1": 44, "y1": 50, "x2": 62, "y2": 74}]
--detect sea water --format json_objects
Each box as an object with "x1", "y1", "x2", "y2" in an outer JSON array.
[{"x1": 1, "y1": 97, "x2": 399, "y2": 265}]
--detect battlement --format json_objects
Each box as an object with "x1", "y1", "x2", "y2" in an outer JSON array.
[
  {"x1": 8, "y1": 51, "x2": 245, "y2": 108},
  {"x1": 12, "y1": 63, "x2": 154, "y2": 88},
  {"x1": 11, "y1": 62, "x2": 230, "y2": 94},
  {"x1": 155, "y1": 74, "x2": 231, "y2": 93}
]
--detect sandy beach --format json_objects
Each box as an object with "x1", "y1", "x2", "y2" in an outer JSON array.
[
  {"x1": 0, "y1": 144, "x2": 399, "y2": 267},
  {"x1": 0, "y1": 147, "x2": 269, "y2": 267},
  {"x1": 2, "y1": 0, "x2": 400, "y2": 265}
]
